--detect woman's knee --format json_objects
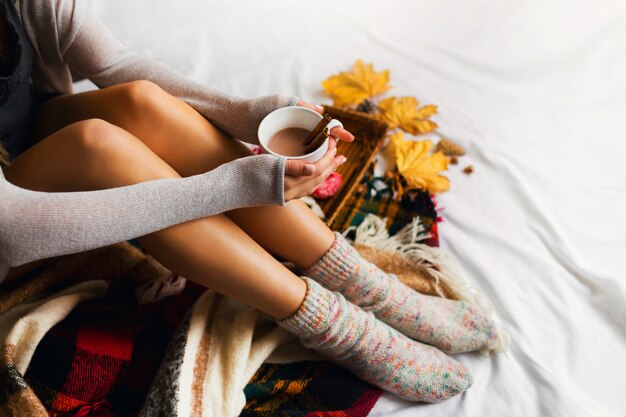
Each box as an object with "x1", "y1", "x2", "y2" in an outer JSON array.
[
  {"x1": 65, "y1": 118, "x2": 134, "y2": 156},
  {"x1": 5, "y1": 118, "x2": 169, "y2": 191},
  {"x1": 115, "y1": 80, "x2": 168, "y2": 118},
  {"x1": 57, "y1": 118, "x2": 178, "y2": 185},
  {"x1": 110, "y1": 81, "x2": 254, "y2": 164}
]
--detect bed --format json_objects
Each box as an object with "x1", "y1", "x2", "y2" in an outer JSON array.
[{"x1": 78, "y1": 0, "x2": 626, "y2": 415}]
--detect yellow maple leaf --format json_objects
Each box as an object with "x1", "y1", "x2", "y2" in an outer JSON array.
[
  {"x1": 390, "y1": 131, "x2": 450, "y2": 193},
  {"x1": 378, "y1": 96, "x2": 438, "y2": 134},
  {"x1": 321, "y1": 60, "x2": 392, "y2": 107}
]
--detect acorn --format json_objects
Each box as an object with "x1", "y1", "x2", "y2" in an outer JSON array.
[
  {"x1": 463, "y1": 165, "x2": 474, "y2": 175},
  {"x1": 436, "y1": 138, "x2": 465, "y2": 156}
]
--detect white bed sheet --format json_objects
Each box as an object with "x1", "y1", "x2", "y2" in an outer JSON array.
[{"x1": 83, "y1": 0, "x2": 626, "y2": 416}]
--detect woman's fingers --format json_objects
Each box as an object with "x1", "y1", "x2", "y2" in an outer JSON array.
[
  {"x1": 282, "y1": 136, "x2": 347, "y2": 200},
  {"x1": 284, "y1": 138, "x2": 337, "y2": 177},
  {"x1": 295, "y1": 100, "x2": 356, "y2": 141},
  {"x1": 285, "y1": 159, "x2": 316, "y2": 176},
  {"x1": 330, "y1": 127, "x2": 355, "y2": 142},
  {"x1": 312, "y1": 139, "x2": 337, "y2": 172},
  {"x1": 312, "y1": 139, "x2": 346, "y2": 183},
  {"x1": 296, "y1": 100, "x2": 324, "y2": 114},
  {"x1": 322, "y1": 154, "x2": 347, "y2": 180}
]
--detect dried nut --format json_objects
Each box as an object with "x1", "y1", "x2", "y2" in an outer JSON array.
[
  {"x1": 436, "y1": 138, "x2": 466, "y2": 156},
  {"x1": 356, "y1": 99, "x2": 377, "y2": 114},
  {"x1": 463, "y1": 165, "x2": 474, "y2": 175},
  {"x1": 450, "y1": 156, "x2": 459, "y2": 165}
]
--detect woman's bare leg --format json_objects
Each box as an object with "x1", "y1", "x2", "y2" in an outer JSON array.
[
  {"x1": 3, "y1": 119, "x2": 305, "y2": 319},
  {"x1": 34, "y1": 81, "x2": 336, "y2": 269}
]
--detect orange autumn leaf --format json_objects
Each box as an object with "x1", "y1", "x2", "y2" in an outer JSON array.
[
  {"x1": 321, "y1": 60, "x2": 392, "y2": 107},
  {"x1": 378, "y1": 96, "x2": 438, "y2": 134},
  {"x1": 390, "y1": 131, "x2": 450, "y2": 193}
]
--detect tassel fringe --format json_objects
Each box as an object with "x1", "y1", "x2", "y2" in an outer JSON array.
[
  {"x1": 136, "y1": 272, "x2": 187, "y2": 305},
  {"x1": 343, "y1": 214, "x2": 510, "y2": 355}
]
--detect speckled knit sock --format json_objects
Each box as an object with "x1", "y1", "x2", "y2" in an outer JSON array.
[
  {"x1": 303, "y1": 232, "x2": 497, "y2": 354},
  {"x1": 277, "y1": 277, "x2": 472, "y2": 402}
]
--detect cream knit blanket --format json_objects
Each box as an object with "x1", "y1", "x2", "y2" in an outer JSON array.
[{"x1": 138, "y1": 289, "x2": 315, "y2": 417}]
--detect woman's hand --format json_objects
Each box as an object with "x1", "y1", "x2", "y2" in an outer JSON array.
[
  {"x1": 296, "y1": 100, "x2": 355, "y2": 144},
  {"x1": 284, "y1": 138, "x2": 346, "y2": 201},
  {"x1": 282, "y1": 99, "x2": 355, "y2": 181},
  {"x1": 282, "y1": 99, "x2": 355, "y2": 200}
]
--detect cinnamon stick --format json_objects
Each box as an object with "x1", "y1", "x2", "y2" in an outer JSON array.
[
  {"x1": 302, "y1": 113, "x2": 333, "y2": 154},
  {"x1": 302, "y1": 113, "x2": 332, "y2": 146}
]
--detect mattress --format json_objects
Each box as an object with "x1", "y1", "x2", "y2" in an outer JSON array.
[{"x1": 82, "y1": 0, "x2": 626, "y2": 416}]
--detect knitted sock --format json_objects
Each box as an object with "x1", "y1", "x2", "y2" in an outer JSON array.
[
  {"x1": 277, "y1": 277, "x2": 472, "y2": 402},
  {"x1": 303, "y1": 232, "x2": 497, "y2": 354}
]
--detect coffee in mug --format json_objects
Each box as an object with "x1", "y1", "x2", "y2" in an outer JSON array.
[
  {"x1": 258, "y1": 107, "x2": 329, "y2": 163},
  {"x1": 267, "y1": 127, "x2": 310, "y2": 156}
]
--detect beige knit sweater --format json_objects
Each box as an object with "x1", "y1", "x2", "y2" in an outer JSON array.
[{"x1": 0, "y1": 0, "x2": 300, "y2": 283}]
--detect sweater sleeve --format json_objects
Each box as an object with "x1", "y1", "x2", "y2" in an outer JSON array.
[
  {"x1": 0, "y1": 154, "x2": 286, "y2": 272},
  {"x1": 59, "y1": 0, "x2": 299, "y2": 145}
]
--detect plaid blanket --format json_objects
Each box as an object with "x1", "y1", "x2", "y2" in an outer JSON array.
[
  {"x1": 1, "y1": 179, "x2": 440, "y2": 417},
  {"x1": 331, "y1": 166, "x2": 440, "y2": 247},
  {"x1": 25, "y1": 282, "x2": 204, "y2": 417},
  {"x1": 242, "y1": 362, "x2": 382, "y2": 417}
]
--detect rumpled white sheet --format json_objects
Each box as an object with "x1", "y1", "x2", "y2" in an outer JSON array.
[{"x1": 83, "y1": 1, "x2": 626, "y2": 416}]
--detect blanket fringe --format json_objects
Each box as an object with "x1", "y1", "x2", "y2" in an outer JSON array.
[
  {"x1": 343, "y1": 214, "x2": 509, "y2": 355},
  {"x1": 136, "y1": 257, "x2": 188, "y2": 305}
]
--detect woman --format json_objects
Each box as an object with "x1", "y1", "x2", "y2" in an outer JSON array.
[{"x1": 0, "y1": 0, "x2": 497, "y2": 402}]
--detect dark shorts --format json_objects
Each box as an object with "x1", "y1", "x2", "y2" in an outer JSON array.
[{"x1": 2, "y1": 91, "x2": 59, "y2": 159}]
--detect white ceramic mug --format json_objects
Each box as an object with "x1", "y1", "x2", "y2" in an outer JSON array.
[{"x1": 258, "y1": 106, "x2": 329, "y2": 163}]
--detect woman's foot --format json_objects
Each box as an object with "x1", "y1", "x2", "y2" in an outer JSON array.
[
  {"x1": 277, "y1": 277, "x2": 472, "y2": 402},
  {"x1": 303, "y1": 232, "x2": 497, "y2": 354}
]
